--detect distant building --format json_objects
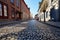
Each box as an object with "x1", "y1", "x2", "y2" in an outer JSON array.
[
  {"x1": 35, "y1": 14, "x2": 39, "y2": 20},
  {"x1": 30, "y1": 13, "x2": 33, "y2": 19}
]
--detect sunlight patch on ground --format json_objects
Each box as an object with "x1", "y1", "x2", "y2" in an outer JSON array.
[
  {"x1": 0, "y1": 24, "x2": 27, "y2": 36},
  {"x1": 21, "y1": 22, "x2": 28, "y2": 24}
]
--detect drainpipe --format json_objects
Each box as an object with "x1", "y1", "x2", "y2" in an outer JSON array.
[{"x1": 43, "y1": 10, "x2": 46, "y2": 22}]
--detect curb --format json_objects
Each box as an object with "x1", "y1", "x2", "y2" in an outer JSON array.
[
  {"x1": 0, "y1": 21, "x2": 21, "y2": 28},
  {"x1": 40, "y1": 21, "x2": 60, "y2": 29}
]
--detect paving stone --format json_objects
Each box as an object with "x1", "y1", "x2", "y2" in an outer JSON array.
[
  {"x1": 0, "y1": 20, "x2": 60, "y2": 40},
  {"x1": 17, "y1": 20, "x2": 60, "y2": 40}
]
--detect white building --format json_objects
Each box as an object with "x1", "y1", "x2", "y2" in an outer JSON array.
[{"x1": 38, "y1": 0, "x2": 59, "y2": 22}]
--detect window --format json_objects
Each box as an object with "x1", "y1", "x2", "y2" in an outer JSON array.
[
  {"x1": 11, "y1": 8, "x2": 15, "y2": 17},
  {"x1": 46, "y1": 12, "x2": 48, "y2": 18},
  {"x1": 3, "y1": 0, "x2": 7, "y2": 2},
  {"x1": 0, "y1": 3, "x2": 2, "y2": 16},
  {"x1": 41, "y1": 14, "x2": 44, "y2": 19},
  {"x1": 4, "y1": 5, "x2": 7, "y2": 16},
  {"x1": 4, "y1": 0, "x2": 7, "y2": 2},
  {"x1": 16, "y1": 0, "x2": 19, "y2": 7},
  {"x1": 51, "y1": 0, "x2": 53, "y2": 2},
  {"x1": 17, "y1": 12, "x2": 19, "y2": 18},
  {"x1": 10, "y1": 0, "x2": 14, "y2": 3}
]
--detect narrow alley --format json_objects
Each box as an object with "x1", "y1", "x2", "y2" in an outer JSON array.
[{"x1": 0, "y1": 0, "x2": 60, "y2": 40}]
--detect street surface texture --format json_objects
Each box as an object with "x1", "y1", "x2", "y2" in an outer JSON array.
[
  {"x1": 0, "y1": 21, "x2": 28, "y2": 40},
  {"x1": 18, "y1": 20, "x2": 60, "y2": 40},
  {"x1": 0, "y1": 20, "x2": 60, "y2": 40}
]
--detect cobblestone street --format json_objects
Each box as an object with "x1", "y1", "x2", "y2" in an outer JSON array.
[
  {"x1": 0, "y1": 0, "x2": 60, "y2": 40},
  {"x1": 18, "y1": 20, "x2": 60, "y2": 40},
  {"x1": 0, "y1": 20, "x2": 60, "y2": 40}
]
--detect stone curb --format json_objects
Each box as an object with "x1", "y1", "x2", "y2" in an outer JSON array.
[
  {"x1": 0, "y1": 21, "x2": 21, "y2": 27},
  {"x1": 40, "y1": 21, "x2": 60, "y2": 29}
]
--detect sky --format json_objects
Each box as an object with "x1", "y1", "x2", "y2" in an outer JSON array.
[{"x1": 24, "y1": 0, "x2": 42, "y2": 18}]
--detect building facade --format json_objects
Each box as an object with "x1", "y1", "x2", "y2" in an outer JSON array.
[
  {"x1": 0, "y1": 0, "x2": 21, "y2": 20},
  {"x1": 38, "y1": 0, "x2": 60, "y2": 22},
  {"x1": 0, "y1": 0, "x2": 30, "y2": 21},
  {"x1": 20, "y1": 0, "x2": 30, "y2": 21},
  {"x1": 50, "y1": 0, "x2": 59, "y2": 21},
  {"x1": 38, "y1": 0, "x2": 49, "y2": 22},
  {"x1": 35, "y1": 14, "x2": 39, "y2": 20}
]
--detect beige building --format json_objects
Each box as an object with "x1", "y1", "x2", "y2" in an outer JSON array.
[
  {"x1": 38, "y1": 0, "x2": 49, "y2": 22},
  {"x1": 38, "y1": 0, "x2": 59, "y2": 22}
]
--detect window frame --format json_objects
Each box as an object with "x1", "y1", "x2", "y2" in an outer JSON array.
[
  {"x1": 0, "y1": 3, "x2": 2, "y2": 16},
  {"x1": 11, "y1": 8, "x2": 15, "y2": 17},
  {"x1": 46, "y1": 11, "x2": 48, "y2": 18},
  {"x1": 10, "y1": 0, "x2": 14, "y2": 4},
  {"x1": 4, "y1": 5, "x2": 8, "y2": 16},
  {"x1": 16, "y1": 0, "x2": 20, "y2": 7}
]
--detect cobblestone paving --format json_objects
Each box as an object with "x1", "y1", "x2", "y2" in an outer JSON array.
[
  {"x1": 0, "y1": 21, "x2": 28, "y2": 40},
  {"x1": 18, "y1": 20, "x2": 60, "y2": 40},
  {"x1": 0, "y1": 20, "x2": 60, "y2": 40}
]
